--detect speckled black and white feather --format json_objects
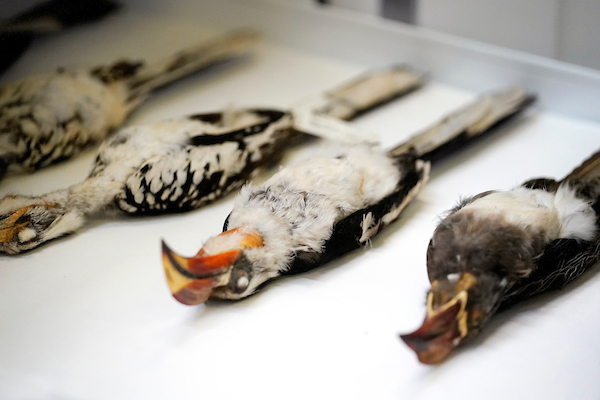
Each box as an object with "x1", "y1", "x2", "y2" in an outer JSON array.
[
  {"x1": 0, "y1": 66, "x2": 426, "y2": 254},
  {"x1": 0, "y1": 29, "x2": 258, "y2": 179},
  {"x1": 0, "y1": 109, "x2": 291, "y2": 254},
  {"x1": 97, "y1": 109, "x2": 292, "y2": 214}
]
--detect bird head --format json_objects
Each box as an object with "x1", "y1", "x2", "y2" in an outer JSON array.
[
  {"x1": 162, "y1": 227, "x2": 267, "y2": 305},
  {"x1": 401, "y1": 211, "x2": 516, "y2": 364},
  {"x1": 0, "y1": 195, "x2": 83, "y2": 254}
]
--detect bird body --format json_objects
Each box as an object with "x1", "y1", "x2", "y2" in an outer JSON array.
[
  {"x1": 162, "y1": 86, "x2": 536, "y2": 306},
  {"x1": 0, "y1": 66, "x2": 424, "y2": 254},
  {"x1": 0, "y1": 68, "x2": 132, "y2": 172},
  {"x1": 93, "y1": 109, "x2": 291, "y2": 214},
  {"x1": 401, "y1": 151, "x2": 600, "y2": 365},
  {"x1": 0, "y1": 109, "x2": 290, "y2": 254},
  {"x1": 0, "y1": 29, "x2": 259, "y2": 178},
  {"x1": 214, "y1": 146, "x2": 412, "y2": 299},
  {"x1": 164, "y1": 146, "x2": 428, "y2": 304}
]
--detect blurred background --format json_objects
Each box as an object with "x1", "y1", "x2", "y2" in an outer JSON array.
[
  {"x1": 305, "y1": 0, "x2": 600, "y2": 71},
  {"x1": 4, "y1": 0, "x2": 600, "y2": 70}
]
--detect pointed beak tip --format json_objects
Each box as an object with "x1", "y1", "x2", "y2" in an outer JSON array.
[
  {"x1": 399, "y1": 302, "x2": 467, "y2": 365},
  {"x1": 400, "y1": 331, "x2": 448, "y2": 365},
  {"x1": 161, "y1": 238, "x2": 172, "y2": 255},
  {"x1": 399, "y1": 331, "x2": 424, "y2": 352}
]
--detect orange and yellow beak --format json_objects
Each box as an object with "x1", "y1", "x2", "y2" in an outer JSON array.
[
  {"x1": 162, "y1": 228, "x2": 263, "y2": 305},
  {"x1": 0, "y1": 204, "x2": 34, "y2": 243}
]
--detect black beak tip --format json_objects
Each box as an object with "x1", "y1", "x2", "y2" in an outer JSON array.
[
  {"x1": 161, "y1": 238, "x2": 171, "y2": 254},
  {"x1": 400, "y1": 332, "x2": 429, "y2": 353}
]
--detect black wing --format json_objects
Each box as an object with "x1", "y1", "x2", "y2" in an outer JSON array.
[{"x1": 501, "y1": 238, "x2": 600, "y2": 308}]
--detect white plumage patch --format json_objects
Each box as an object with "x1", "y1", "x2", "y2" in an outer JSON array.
[
  {"x1": 359, "y1": 212, "x2": 378, "y2": 244},
  {"x1": 225, "y1": 145, "x2": 401, "y2": 293},
  {"x1": 461, "y1": 184, "x2": 597, "y2": 242},
  {"x1": 555, "y1": 184, "x2": 597, "y2": 240}
]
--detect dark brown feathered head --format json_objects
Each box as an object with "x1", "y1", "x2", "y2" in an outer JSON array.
[{"x1": 401, "y1": 209, "x2": 533, "y2": 364}]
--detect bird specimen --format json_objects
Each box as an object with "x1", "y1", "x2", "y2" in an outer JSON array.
[
  {"x1": 0, "y1": 66, "x2": 423, "y2": 254},
  {"x1": 400, "y1": 150, "x2": 600, "y2": 365},
  {"x1": 0, "y1": 0, "x2": 120, "y2": 75},
  {"x1": 0, "y1": 29, "x2": 259, "y2": 180},
  {"x1": 162, "y1": 86, "x2": 535, "y2": 305}
]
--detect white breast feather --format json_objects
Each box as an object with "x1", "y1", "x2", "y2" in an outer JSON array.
[{"x1": 227, "y1": 146, "x2": 400, "y2": 273}]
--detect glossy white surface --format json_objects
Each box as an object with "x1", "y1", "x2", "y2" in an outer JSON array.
[{"x1": 0, "y1": 1, "x2": 599, "y2": 399}]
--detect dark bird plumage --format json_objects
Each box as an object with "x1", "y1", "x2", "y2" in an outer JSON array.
[
  {"x1": 0, "y1": 29, "x2": 259, "y2": 180},
  {"x1": 0, "y1": 66, "x2": 423, "y2": 254},
  {"x1": 0, "y1": 0, "x2": 120, "y2": 75},
  {"x1": 161, "y1": 86, "x2": 535, "y2": 305},
  {"x1": 401, "y1": 150, "x2": 600, "y2": 365}
]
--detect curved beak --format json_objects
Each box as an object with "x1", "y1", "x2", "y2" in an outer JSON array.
[
  {"x1": 0, "y1": 204, "x2": 34, "y2": 243},
  {"x1": 162, "y1": 228, "x2": 263, "y2": 305},
  {"x1": 400, "y1": 290, "x2": 469, "y2": 365},
  {"x1": 162, "y1": 240, "x2": 239, "y2": 305}
]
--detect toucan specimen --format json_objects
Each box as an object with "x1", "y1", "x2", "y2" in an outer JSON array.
[
  {"x1": 0, "y1": 29, "x2": 258, "y2": 181},
  {"x1": 401, "y1": 150, "x2": 600, "y2": 365},
  {"x1": 162, "y1": 86, "x2": 535, "y2": 306},
  {"x1": 0, "y1": 66, "x2": 423, "y2": 254}
]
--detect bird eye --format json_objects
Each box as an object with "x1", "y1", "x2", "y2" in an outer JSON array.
[
  {"x1": 236, "y1": 276, "x2": 249, "y2": 291},
  {"x1": 230, "y1": 255, "x2": 252, "y2": 293}
]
